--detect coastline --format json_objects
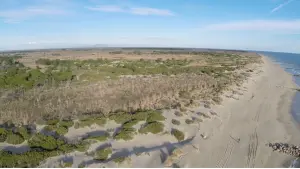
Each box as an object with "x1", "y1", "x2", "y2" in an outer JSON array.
[{"x1": 176, "y1": 55, "x2": 300, "y2": 167}]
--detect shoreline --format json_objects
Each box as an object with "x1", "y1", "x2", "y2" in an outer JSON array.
[{"x1": 176, "y1": 55, "x2": 300, "y2": 167}]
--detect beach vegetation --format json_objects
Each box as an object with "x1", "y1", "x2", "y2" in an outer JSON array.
[
  {"x1": 139, "y1": 121, "x2": 164, "y2": 134},
  {"x1": 171, "y1": 128, "x2": 185, "y2": 141},
  {"x1": 94, "y1": 147, "x2": 112, "y2": 161},
  {"x1": 171, "y1": 119, "x2": 181, "y2": 125}
]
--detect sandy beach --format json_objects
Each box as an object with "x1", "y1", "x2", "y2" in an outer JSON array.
[{"x1": 175, "y1": 55, "x2": 300, "y2": 168}]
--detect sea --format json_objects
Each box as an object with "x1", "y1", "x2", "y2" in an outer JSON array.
[{"x1": 260, "y1": 51, "x2": 300, "y2": 168}]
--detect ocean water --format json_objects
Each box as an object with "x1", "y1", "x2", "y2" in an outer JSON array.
[{"x1": 261, "y1": 51, "x2": 300, "y2": 124}]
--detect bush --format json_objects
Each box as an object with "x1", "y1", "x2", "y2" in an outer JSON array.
[
  {"x1": 60, "y1": 161, "x2": 73, "y2": 168},
  {"x1": 84, "y1": 132, "x2": 109, "y2": 142},
  {"x1": 185, "y1": 119, "x2": 194, "y2": 124},
  {"x1": 0, "y1": 150, "x2": 61, "y2": 168},
  {"x1": 109, "y1": 112, "x2": 132, "y2": 124},
  {"x1": 16, "y1": 127, "x2": 31, "y2": 140},
  {"x1": 171, "y1": 119, "x2": 180, "y2": 125},
  {"x1": 78, "y1": 117, "x2": 107, "y2": 127},
  {"x1": 113, "y1": 156, "x2": 126, "y2": 164},
  {"x1": 46, "y1": 119, "x2": 60, "y2": 125},
  {"x1": 0, "y1": 128, "x2": 7, "y2": 142},
  {"x1": 59, "y1": 120, "x2": 74, "y2": 128},
  {"x1": 28, "y1": 133, "x2": 60, "y2": 150},
  {"x1": 6, "y1": 132, "x2": 25, "y2": 145},
  {"x1": 146, "y1": 111, "x2": 166, "y2": 122},
  {"x1": 174, "y1": 111, "x2": 183, "y2": 117},
  {"x1": 171, "y1": 129, "x2": 185, "y2": 141},
  {"x1": 55, "y1": 126, "x2": 68, "y2": 136},
  {"x1": 123, "y1": 119, "x2": 139, "y2": 128},
  {"x1": 139, "y1": 121, "x2": 164, "y2": 134},
  {"x1": 114, "y1": 127, "x2": 136, "y2": 141},
  {"x1": 94, "y1": 147, "x2": 112, "y2": 161},
  {"x1": 74, "y1": 141, "x2": 90, "y2": 152}
]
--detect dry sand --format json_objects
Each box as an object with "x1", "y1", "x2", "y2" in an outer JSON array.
[
  {"x1": 177, "y1": 55, "x2": 300, "y2": 168},
  {"x1": 36, "y1": 55, "x2": 300, "y2": 167}
]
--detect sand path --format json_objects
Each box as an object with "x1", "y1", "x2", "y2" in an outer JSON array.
[{"x1": 178, "y1": 55, "x2": 300, "y2": 168}]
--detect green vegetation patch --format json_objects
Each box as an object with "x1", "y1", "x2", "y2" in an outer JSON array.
[
  {"x1": 44, "y1": 125, "x2": 68, "y2": 136},
  {"x1": 46, "y1": 119, "x2": 60, "y2": 125},
  {"x1": 171, "y1": 119, "x2": 181, "y2": 126},
  {"x1": 28, "y1": 133, "x2": 62, "y2": 150},
  {"x1": 94, "y1": 147, "x2": 112, "y2": 161},
  {"x1": 6, "y1": 132, "x2": 25, "y2": 145},
  {"x1": 59, "y1": 120, "x2": 74, "y2": 128},
  {"x1": 60, "y1": 161, "x2": 73, "y2": 168},
  {"x1": 114, "y1": 127, "x2": 136, "y2": 141},
  {"x1": 122, "y1": 119, "x2": 140, "y2": 128},
  {"x1": 84, "y1": 132, "x2": 109, "y2": 142},
  {"x1": 113, "y1": 156, "x2": 127, "y2": 164},
  {"x1": 0, "y1": 128, "x2": 8, "y2": 142},
  {"x1": 78, "y1": 117, "x2": 107, "y2": 128},
  {"x1": 139, "y1": 121, "x2": 164, "y2": 134},
  {"x1": 171, "y1": 128, "x2": 185, "y2": 142},
  {"x1": 0, "y1": 150, "x2": 61, "y2": 168},
  {"x1": 146, "y1": 111, "x2": 166, "y2": 122},
  {"x1": 16, "y1": 127, "x2": 31, "y2": 140},
  {"x1": 109, "y1": 112, "x2": 132, "y2": 124},
  {"x1": 185, "y1": 119, "x2": 194, "y2": 125}
]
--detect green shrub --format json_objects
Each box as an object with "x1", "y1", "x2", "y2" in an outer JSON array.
[
  {"x1": 6, "y1": 132, "x2": 25, "y2": 145},
  {"x1": 113, "y1": 156, "x2": 126, "y2": 164},
  {"x1": 55, "y1": 126, "x2": 68, "y2": 136},
  {"x1": 171, "y1": 129, "x2": 185, "y2": 141},
  {"x1": 114, "y1": 127, "x2": 136, "y2": 141},
  {"x1": 74, "y1": 141, "x2": 90, "y2": 152},
  {"x1": 174, "y1": 111, "x2": 183, "y2": 117},
  {"x1": 123, "y1": 119, "x2": 139, "y2": 128},
  {"x1": 59, "y1": 120, "x2": 74, "y2": 128},
  {"x1": 132, "y1": 111, "x2": 148, "y2": 121},
  {"x1": 0, "y1": 150, "x2": 61, "y2": 168},
  {"x1": 78, "y1": 117, "x2": 107, "y2": 127},
  {"x1": 28, "y1": 134, "x2": 59, "y2": 150},
  {"x1": 16, "y1": 127, "x2": 31, "y2": 140},
  {"x1": 185, "y1": 119, "x2": 194, "y2": 124},
  {"x1": 109, "y1": 112, "x2": 131, "y2": 124},
  {"x1": 60, "y1": 161, "x2": 73, "y2": 168},
  {"x1": 46, "y1": 119, "x2": 60, "y2": 125},
  {"x1": 85, "y1": 133, "x2": 109, "y2": 142},
  {"x1": 44, "y1": 125, "x2": 68, "y2": 136},
  {"x1": 146, "y1": 111, "x2": 165, "y2": 122},
  {"x1": 171, "y1": 119, "x2": 180, "y2": 125},
  {"x1": 0, "y1": 128, "x2": 7, "y2": 142},
  {"x1": 94, "y1": 147, "x2": 112, "y2": 161},
  {"x1": 139, "y1": 121, "x2": 164, "y2": 134}
]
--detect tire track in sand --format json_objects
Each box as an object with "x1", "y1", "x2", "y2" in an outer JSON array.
[
  {"x1": 246, "y1": 128, "x2": 258, "y2": 168},
  {"x1": 215, "y1": 138, "x2": 235, "y2": 168}
]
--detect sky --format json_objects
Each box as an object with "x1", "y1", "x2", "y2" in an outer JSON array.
[{"x1": 0, "y1": 0, "x2": 299, "y2": 53}]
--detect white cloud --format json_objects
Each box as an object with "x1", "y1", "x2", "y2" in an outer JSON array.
[
  {"x1": 130, "y1": 7, "x2": 174, "y2": 16},
  {"x1": 203, "y1": 20, "x2": 300, "y2": 32},
  {"x1": 270, "y1": 0, "x2": 295, "y2": 13},
  {"x1": 85, "y1": 5, "x2": 124, "y2": 12},
  {"x1": 86, "y1": 5, "x2": 174, "y2": 16},
  {"x1": 0, "y1": 7, "x2": 66, "y2": 22}
]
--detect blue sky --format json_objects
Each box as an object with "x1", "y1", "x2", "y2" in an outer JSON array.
[{"x1": 0, "y1": 0, "x2": 299, "y2": 53}]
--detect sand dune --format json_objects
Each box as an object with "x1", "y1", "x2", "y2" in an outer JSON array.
[{"x1": 20, "y1": 54, "x2": 300, "y2": 167}]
